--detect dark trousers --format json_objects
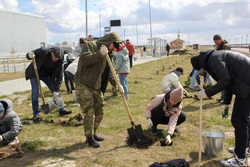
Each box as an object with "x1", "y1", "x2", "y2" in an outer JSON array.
[
  {"x1": 64, "y1": 71, "x2": 75, "y2": 92},
  {"x1": 232, "y1": 95, "x2": 250, "y2": 158},
  {"x1": 151, "y1": 105, "x2": 186, "y2": 129},
  {"x1": 129, "y1": 55, "x2": 133, "y2": 68}
]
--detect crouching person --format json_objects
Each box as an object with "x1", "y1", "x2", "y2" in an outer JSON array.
[
  {"x1": 145, "y1": 87, "x2": 186, "y2": 145},
  {"x1": 0, "y1": 99, "x2": 23, "y2": 146}
]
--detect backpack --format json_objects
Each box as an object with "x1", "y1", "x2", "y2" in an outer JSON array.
[{"x1": 149, "y1": 158, "x2": 189, "y2": 167}]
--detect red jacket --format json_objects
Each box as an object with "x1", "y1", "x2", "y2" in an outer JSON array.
[{"x1": 125, "y1": 41, "x2": 135, "y2": 56}]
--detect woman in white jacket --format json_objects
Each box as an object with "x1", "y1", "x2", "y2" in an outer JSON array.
[{"x1": 160, "y1": 67, "x2": 188, "y2": 95}]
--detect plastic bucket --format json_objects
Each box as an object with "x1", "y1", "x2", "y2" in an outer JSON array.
[
  {"x1": 202, "y1": 131, "x2": 225, "y2": 157},
  {"x1": 48, "y1": 97, "x2": 64, "y2": 112}
]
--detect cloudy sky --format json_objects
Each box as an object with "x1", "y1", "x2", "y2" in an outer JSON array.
[{"x1": 1, "y1": 0, "x2": 250, "y2": 46}]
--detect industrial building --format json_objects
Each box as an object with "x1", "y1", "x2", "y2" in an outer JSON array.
[{"x1": 0, "y1": 9, "x2": 46, "y2": 57}]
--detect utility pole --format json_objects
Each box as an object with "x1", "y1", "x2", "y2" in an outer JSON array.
[
  {"x1": 148, "y1": 0, "x2": 153, "y2": 54},
  {"x1": 95, "y1": 3, "x2": 106, "y2": 38},
  {"x1": 85, "y1": 0, "x2": 88, "y2": 40},
  {"x1": 136, "y1": 20, "x2": 139, "y2": 53}
]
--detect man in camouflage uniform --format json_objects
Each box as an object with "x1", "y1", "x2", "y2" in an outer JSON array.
[
  {"x1": 75, "y1": 32, "x2": 122, "y2": 148},
  {"x1": 213, "y1": 34, "x2": 231, "y2": 104}
]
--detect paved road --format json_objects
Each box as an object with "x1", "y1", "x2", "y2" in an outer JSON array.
[{"x1": 0, "y1": 54, "x2": 165, "y2": 96}]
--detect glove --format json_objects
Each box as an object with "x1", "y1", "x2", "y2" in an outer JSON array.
[
  {"x1": 53, "y1": 91, "x2": 59, "y2": 98},
  {"x1": 118, "y1": 84, "x2": 124, "y2": 94},
  {"x1": 222, "y1": 105, "x2": 229, "y2": 118},
  {"x1": 196, "y1": 89, "x2": 208, "y2": 99},
  {"x1": 99, "y1": 45, "x2": 108, "y2": 56},
  {"x1": 0, "y1": 135, "x2": 3, "y2": 142},
  {"x1": 183, "y1": 89, "x2": 189, "y2": 97},
  {"x1": 147, "y1": 118, "x2": 153, "y2": 129},
  {"x1": 28, "y1": 51, "x2": 35, "y2": 59},
  {"x1": 166, "y1": 134, "x2": 172, "y2": 145}
]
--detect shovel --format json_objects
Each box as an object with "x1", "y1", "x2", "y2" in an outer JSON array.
[
  {"x1": 32, "y1": 57, "x2": 50, "y2": 114},
  {"x1": 105, "y1": 53, "x2": 144, "y2": 141}
]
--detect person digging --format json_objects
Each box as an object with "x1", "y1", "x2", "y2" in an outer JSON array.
[
  {"x1": 145, "y1": 87, "x2": 186, "y2": 145},
  {"x1": 75, "y1": 32, "x2": 123, "y2": 148}
]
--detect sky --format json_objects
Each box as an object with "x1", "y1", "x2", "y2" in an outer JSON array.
[{"x1": 0, "y1": 0, "x2": 250, "y2": 46}]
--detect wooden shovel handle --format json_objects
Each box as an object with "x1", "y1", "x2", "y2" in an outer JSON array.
[
  {"x1": 198, "y1": 79, "x2": 203, "y2": 165},
  {"x1": 105, "y1": 54, "x2": 134, "y2": 123},
  {"x1": 33, "y1": 58, "x2": 45, "y2": 104}
]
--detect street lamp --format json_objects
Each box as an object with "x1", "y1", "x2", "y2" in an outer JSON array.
[
  {"x1": 95, "y1": 3, "x2": 106, "y2": 38},
  {"x1": 136, "y1": 20, "x2": 139, "y2": 53}
]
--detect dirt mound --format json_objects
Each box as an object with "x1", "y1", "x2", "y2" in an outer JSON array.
[
  {"x1": 0, "y1": 144, "x2": 23, "y2": 160},
  {"x1": 171, "y1": 49, "x2": 190, "y2": 55},
  {"x1": 54, "y1": 113, "x2": 84, "y2": 127}
]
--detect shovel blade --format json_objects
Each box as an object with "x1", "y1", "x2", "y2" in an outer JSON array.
[
  {"x1": 127, "y1": 124, "x2": 144, "y2": 140},
  {"x1": 41, "y1": 104, "x2": 50, "y2": 115}
]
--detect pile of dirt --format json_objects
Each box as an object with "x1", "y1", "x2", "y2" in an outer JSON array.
[
  {"x1": 53, "y1": 113, "x2": 84, "y2": 127},
  {"x1": 171, "y1": 49, "x2": 190, "y2": 55},
  {"x1": 0, "y1": 144, "x2": 23, "y2": 160}
]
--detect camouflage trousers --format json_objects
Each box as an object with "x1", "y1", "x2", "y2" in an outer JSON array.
[{"x1": 75, "y1": 82, "x2": 104, "y2": 138}]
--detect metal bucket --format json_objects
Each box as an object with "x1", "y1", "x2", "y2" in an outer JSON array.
[
  {"x1": 48, "y1": 97, "x2": 64, "y2": 112},
  {"x1": 202, "y1": 131, "x2": 225, "y2": 157}
]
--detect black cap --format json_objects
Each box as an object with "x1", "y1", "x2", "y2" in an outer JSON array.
[
  {"x1": 113, "y1": 42, "x2": 121, "y2": 49},
  {"x1": 176, "y1": 67, "x2": 184, "y2": 75},
  {"x1": 51, "y1": 47, "x2": 63, "y2": 60},
  {"x1": 213, "y1": 34, "x2": 222, "y2": 40},
  {"x1": 191, "y1": 55, "x2": 201, "y2": 70}
]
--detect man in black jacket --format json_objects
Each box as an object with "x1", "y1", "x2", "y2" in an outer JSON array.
[
  {"x1": 191, "y1": 50, "x2": 250, "y2": 166},
  {"x1": 25, "y1": 47, "x2": 72, "y2": 123}
]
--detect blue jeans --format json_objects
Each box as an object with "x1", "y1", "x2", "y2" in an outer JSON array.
[
  {"x1": 190, "y1": 70, "x2": 213, "y2": 89},
  {"x1": 119, "y1": 74, "x2": 128, "y2": 95},
  {"x1": 30, "y1": 76, "x2": 65, "y2": 116}
]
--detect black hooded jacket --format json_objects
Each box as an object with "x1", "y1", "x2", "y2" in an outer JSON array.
[
  {"x1": 197, "y1": 50, "x2": 250, "y2": 103},
  {"x1": 25, "y1": 47, "x2": 64, "y2": 92}
]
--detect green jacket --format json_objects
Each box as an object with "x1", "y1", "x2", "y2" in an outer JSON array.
[
  {"x1": 216, "y1": 40, "x2": 231, "y2": 50},
  {"x1": 75, "y1": 32, "x2": 122, "y2": 93}
]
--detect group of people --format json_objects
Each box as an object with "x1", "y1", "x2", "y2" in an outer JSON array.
[
  {"x1": 145, "y1": 34, "x2": 250, "y2": 167},
  {"x1": 1, "y1": 32, "x2": 249, "y2": 167}
]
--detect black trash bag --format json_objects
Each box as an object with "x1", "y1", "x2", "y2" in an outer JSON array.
[{"x1": 149, "y1": 158, "x2": 189, "y2": 167}]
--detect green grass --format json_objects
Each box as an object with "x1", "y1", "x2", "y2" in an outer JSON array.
[{"x1": 0, "y1": 47, "x2": 237, "y2": 167}]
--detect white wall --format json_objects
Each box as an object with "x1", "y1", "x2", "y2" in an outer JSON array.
[{"x1": 0, "y1": 9, "x2": 46, "y2": 57}]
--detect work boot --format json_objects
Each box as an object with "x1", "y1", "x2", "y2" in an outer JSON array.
[
  {"x1": 33, "y1": 115, "x2": 40, "y2": 123},
  {"x1": 86, "y1": 137, "x2": 100, "y2": 148},
  {"x1": 94, "y1": 134, "x2": 104, "y2": 141},
  {"x1": 150, "y1": 125, "x2": 157, "y2": 134},
  {"x1": 59, "y1": 109, "x2": 72, "y2": 116},
  {"x1": 112, "y1": 86, "x2": 118, "y2": 96}
]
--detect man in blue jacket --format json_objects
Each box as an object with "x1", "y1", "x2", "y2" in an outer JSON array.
[{"x1": 191, "y1": 50, "x2": 250, "y2": 166}]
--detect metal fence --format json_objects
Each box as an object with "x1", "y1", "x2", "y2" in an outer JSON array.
[{"x1": 0, "y1": 56, "x2": 31, "y2": 72}]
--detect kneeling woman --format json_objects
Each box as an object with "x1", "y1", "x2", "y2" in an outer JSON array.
[{"x1": 145, "y1": 87, "x2": 186, "y2": 144}]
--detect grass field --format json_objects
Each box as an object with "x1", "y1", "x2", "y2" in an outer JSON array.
[{"x1": 0, "y1": 48, "x2": 236, "y2": 167}]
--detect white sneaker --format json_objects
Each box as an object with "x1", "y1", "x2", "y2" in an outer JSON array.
[
  {"x1": 8, "y1": 137, "x2": 19, "y2": 146},
  {"x1": 221, "y1": 156, "x2": 247, "y2": 167},
  {"x1": 228, "y1": 147, "x2": 250, "y2": 156}
]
